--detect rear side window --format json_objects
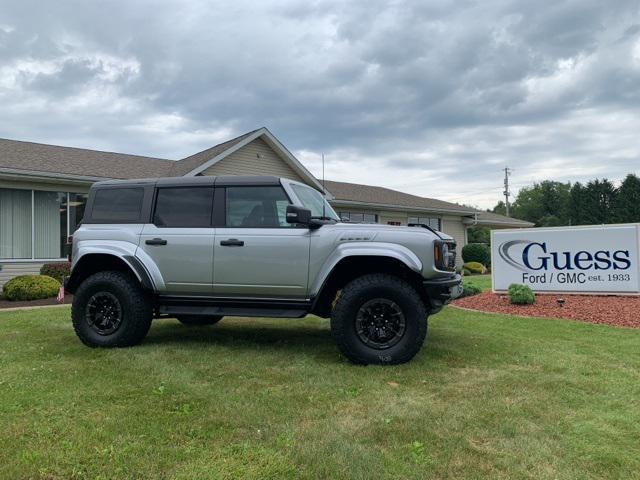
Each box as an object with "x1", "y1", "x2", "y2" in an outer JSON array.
[
  {"x1": 91, "y1": 188, "x2": 144, "y2": 223},
  {"x1": 153, "y1": 187, "x2": 214, "y2": 227}
]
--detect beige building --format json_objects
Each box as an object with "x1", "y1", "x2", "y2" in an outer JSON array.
[{"x1": 0, "y1": 127, "x2": 532, "y2": 286}]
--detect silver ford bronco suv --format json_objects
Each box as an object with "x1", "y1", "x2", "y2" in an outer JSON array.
[{"x1": 66, "y1": 176, "x2": 462, "y2": 364}]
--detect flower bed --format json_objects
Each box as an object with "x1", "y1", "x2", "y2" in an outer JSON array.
[
  {"x1": 0, "y1": 295, "x2": 72, "y2": 310},
  {"x1": 453, "y1": 291, "x2": 640, "y2": 328}
]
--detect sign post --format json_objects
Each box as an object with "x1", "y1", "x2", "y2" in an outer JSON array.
[{"x1": 491, "y1": 224, "x2": 640, "y2": 295}]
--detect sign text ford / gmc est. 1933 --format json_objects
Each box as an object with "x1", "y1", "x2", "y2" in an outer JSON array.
[{"x1": 491, "y1": 224, "x2": 640, "y2": 295}]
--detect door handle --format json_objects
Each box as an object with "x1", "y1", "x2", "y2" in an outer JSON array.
[
  {"x1": 145, "y1": 238, "x2": 167, "y2": 246},
  {"x1": 220, "y1": 238, "x2": 244, "y2": 247}
]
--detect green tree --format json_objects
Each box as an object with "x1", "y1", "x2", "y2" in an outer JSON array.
[
  {"x1": 492, "y1": 201, "x2": 507, "y2": 216},
  {"x1": 613, "y1": 174, "x2": 640, "y2": 223},
  {"x1": 467, "y1": 226, "x2": 490, "y2": 244},
  {"x1": 510, "y1": 181, "x2": 571, "y2": 226},
  {"x1": 569, "y1": 182, "x2": 588, "y2": 225},
  {"x1": 581, "y1": 179, "x2": 616, "y2": 225}
]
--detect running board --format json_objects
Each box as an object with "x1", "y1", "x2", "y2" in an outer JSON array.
[{"x1": 156, "y1": 296, "x2": 311, "y2": 319}]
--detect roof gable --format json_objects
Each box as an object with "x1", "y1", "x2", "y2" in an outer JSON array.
[
  {"x1": 180, "y1": 127, "x2": 325, "y2": 191},
  {"x1": 169, "y1": 129, "x2": 259, "y2": 176},
  {"x1": 199, "y1": 137, "x2": 308, "y2": 183}
]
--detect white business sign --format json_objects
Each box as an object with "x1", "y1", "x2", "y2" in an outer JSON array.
[{"x1": 491, "y1": 224, "x2": 640, "y2": 294}]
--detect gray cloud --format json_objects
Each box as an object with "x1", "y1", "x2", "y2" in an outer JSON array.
[{"x1": 0, "y1": 0, "x2": 639, "y2": 208}]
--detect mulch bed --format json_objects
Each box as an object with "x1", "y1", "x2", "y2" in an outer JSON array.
[
  {"x1": 0, "y1": 295, "x2": 73, "y2": 310},
  {"x1": 453, "y1": 291, "x2": 640, "y2": 328}
]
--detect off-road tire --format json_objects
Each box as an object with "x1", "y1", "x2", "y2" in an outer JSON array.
[
  {"x1": 72, "y1": 271, "x2": 153, "y2": 348},
  {"x1": 331, "y1": 274, "x2": 428, "y2": 365},
  {"x1": 176, "y1": 315, "x2": 223, "y2": 326}
]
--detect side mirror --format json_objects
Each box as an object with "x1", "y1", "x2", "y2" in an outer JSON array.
[{"x1": 286, "y1": 205, "x2": 312, "y2": 225}]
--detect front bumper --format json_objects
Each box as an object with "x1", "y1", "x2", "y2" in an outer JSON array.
[{"x1": 422, "y1": 274, "x2": 463, "y2": 313}]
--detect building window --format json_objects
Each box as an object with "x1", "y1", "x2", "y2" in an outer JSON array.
[
  {"x1": 408, "y1": 216, "x2": 441, "y2": 230},
  {"x1": 69, "y1": 193, "x2": 88, "y2": 233},
  {"x1": 0, "y1": 188, "x2": 88, "y2": 260},
  {"x1": 34, "y1": 191, "x2": 67, "y2": 259},
  {"x1": 0, "y1": 189, "x2": 32, "y2": 259},
  {"x1": 338, "y1": 211, "x2": 378, "y2": 224}
]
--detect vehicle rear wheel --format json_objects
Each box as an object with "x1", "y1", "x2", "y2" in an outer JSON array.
[
  {"x1": 72, "y1": 271, "x2": 153, "y2": 347},
  {"x1": 331, "y1": 274, "x2": 427, "y2": 365},
  {"x1": 176, "y1": 315, "x2": 223, "y2": 326}
]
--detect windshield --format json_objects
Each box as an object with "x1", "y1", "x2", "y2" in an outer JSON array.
[{"x1": 291, "y1": 184, "x2": 340, "y2": 221}]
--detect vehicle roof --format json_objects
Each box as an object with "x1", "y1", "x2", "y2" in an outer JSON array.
[{"x1": 92, "y1": 175, "x2": 284, "y2": 188}]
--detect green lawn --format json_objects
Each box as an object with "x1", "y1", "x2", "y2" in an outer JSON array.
[
  {"x1": 464, "y1": 274, "x2": 492, "y2": 292},
  {"x1": 1, "y1": 307, "x2": 639, "y2": 479}
]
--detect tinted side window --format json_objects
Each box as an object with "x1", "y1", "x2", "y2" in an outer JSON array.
[
  {"x1": 153, "y1": 187, "x2": 214, "y2": 227},
  {"x1": 226, "y1": 186, "x2": 291, "y2": 227},
  {"x1": 92, "y1": 188, "x2": 144, "y2": 223}
]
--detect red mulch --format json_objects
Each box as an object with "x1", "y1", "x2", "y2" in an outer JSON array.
[
  {"x1": 0, "y1": 295, "x2": 73, "y2": 310},
  {"x1": 453, "y1": 291, "x2": 640, "y2": 328}
]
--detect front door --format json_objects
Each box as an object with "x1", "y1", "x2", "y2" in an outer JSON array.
[
  {"x1": 138, "y1": 186, "x2": 215, "y2": 295},
  {"x1": 213, "y1": 185, "x2": 310, "y2": 298}
]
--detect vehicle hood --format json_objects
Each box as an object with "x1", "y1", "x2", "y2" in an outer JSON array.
[{"x1": 330, "y1": 222, "x2": 454, "y2": 242}]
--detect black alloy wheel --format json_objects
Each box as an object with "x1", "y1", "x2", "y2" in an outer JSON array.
[
  {"x1": 355, "y1": 298, "x2": 406, "y2": 349},
  {"x1": 85, "y1": 292, "x2": 123, "y2": 335}
]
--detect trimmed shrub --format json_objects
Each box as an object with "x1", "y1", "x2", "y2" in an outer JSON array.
[
  {"x1": 459, "y1": 283, "x2": 482, "y2": 298},
  {"x1": 462, "y1": 268, "x2": 471, "y2": 276},
  {"x1": 463, "y1": 261, "x2": 487, "y2": 275},
  {"x1": 508, "y1": 284, "x2": 535, "y2": 305},
  {"x1": 3, "y1": 275, "x2": 61, "y2": 301},
  {"x1": 461, "y1": 243, "x2": 491, "y2": 267},
  {"x1": 40, "y1": 262, "x2": 71, "y2": 283}
]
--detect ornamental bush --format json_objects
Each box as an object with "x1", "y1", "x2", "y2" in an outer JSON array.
[
  {"x1": 3, "y1": 275, "x2": 60, "y2": 301},
  {"x1": 508, "y1": 284, "x2": 535, "y2": 305},
  {"x1": 40, "y1": 262, "x2": 71, "y2": 283},
  {"x1": 459, "y1": 283, "x2": 482, "y2": 298},
  {"x1": 462, "y1": 268, "x2": 471, "y2": 276},
  {"x1": 463, "y1": 261, "x2": 486, "y2": 275},
  {"x1": 461, "y1": 243, "x2": 491, "y2": 267}
]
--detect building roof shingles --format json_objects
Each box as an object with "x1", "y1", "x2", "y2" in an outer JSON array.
[
  {"x1": 325, "y1": 180, "x2": 533, "y2": 226},
  {"x1": 0, "y1": 134, "x2": 532, "y2": 227},
  {"x1": 0, "y1": 137, "x2": 174, "y2": 179}
]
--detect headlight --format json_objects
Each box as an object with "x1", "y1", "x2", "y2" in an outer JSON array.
[{"x1": 434, "y1": 240, "x2": 456, "y2": 271}]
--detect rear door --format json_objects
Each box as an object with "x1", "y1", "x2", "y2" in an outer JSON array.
[
  {"x1": 138, "y1": 186, "x2": 215, "y2": 295},
  {"x1": 213, "y1": 185, "x2": 310, "y2": 298}
]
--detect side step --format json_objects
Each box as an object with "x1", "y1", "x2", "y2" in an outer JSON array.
[{"x1": 156, "y1": 296, "x2": 311, "y2": 319}]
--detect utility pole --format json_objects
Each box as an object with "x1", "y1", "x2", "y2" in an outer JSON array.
[{"x1": 503, "y1": 167, "x2": 512, "y2": 217}]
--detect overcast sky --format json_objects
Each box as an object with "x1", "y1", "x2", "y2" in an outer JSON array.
[{"x1": 1, "y1": 0, "x2": 639, "y2": 208}]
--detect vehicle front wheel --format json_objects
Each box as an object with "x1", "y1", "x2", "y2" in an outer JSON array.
[
  {"x1": 71, "y1": 271, "x2": 153, "y2": 348},
  {"x1": 176, "y1": 315, "x2": 223, "y2": 326},
  {"x1": 331, "y1": 274, "x2": 428, "y2": 365}
]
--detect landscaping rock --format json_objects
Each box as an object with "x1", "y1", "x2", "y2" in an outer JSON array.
[{"x1": 453, "y1": 291, "x2": 640, "y2": 328}]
